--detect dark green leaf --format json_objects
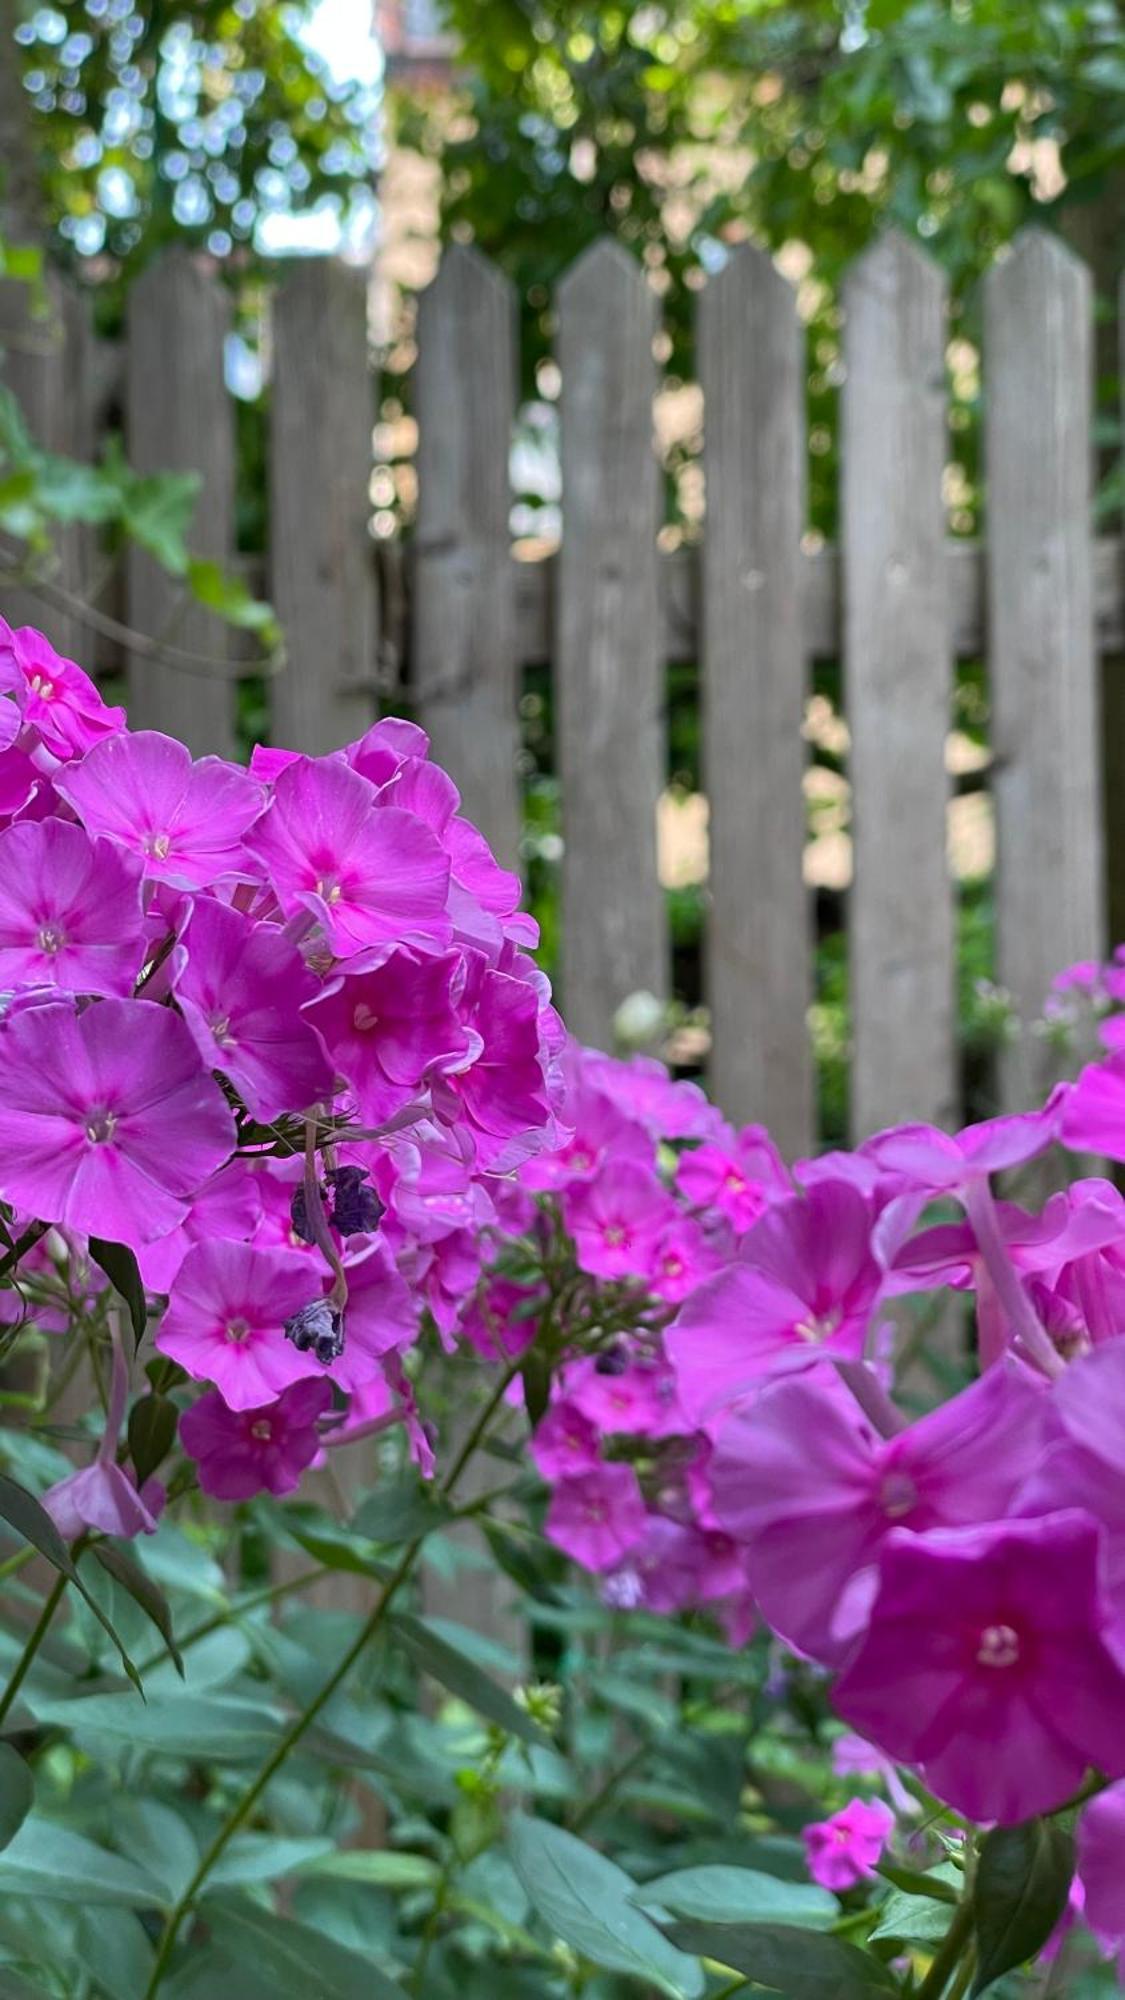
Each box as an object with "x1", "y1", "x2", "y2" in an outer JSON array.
[
  {"x1": 0, "y1": 1470, "x2": 72, "y2": 1573},
  {"x1": 520, "y1": 1348, "x2": 551, "y2": 1426},
  {"x1": 480, "y1": 1518, "x2": 562, "y2": 1604},
  {"x1": 127, "y1": 1392, "x2": 178, "y2": 1486},
  {"x1": 204, "y1": 1901, "x2": 408, "y2": 2000},
  {"x1": 877, "y1": 1860, "x2": 960, "y2": 1905},
  {"x1": 509, "y1": 1814, "x2": 704, "y2": 1999},
  {"x1": 0, "y1": 1743, "x2": 33, "y2": 1851},
  {"x1": 392, "y1": 1613, "x2": 547, "y2": 1747},
  {"x1": 89, "y1": 1238, "x2": 147, "y2": 1349},
  {"x1": 29, "y1": 1690, "x2": 283, "y2": 1759},
  {"x1": 869, "y1": 1887, "x2": 952, "y2": 1946},
  {"x1": 972, "y1": 1818, "x2": 1075, "y2": 1995},
  {"x1": 663, "y1": 1921, "x2": 898, "y2": 1998},
  {"x1": 0, "y1": 1819, "x2": 165, "y2": 1906},
  {"x1": 351, "y1": 1476, "x2": 451, "y2": 1545},
  {"x1": 89, "y1": 1542, "x2": 183, "y2": 1674},
  {"x1": 634, "y1": 1866, "x2": 837, "y2": 1929}
]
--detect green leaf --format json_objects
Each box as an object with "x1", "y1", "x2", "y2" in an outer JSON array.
[
  {"x1": 127, "y1": 1392, "x2": 178, "y2": 1486},
  {"x1": 521, "y1": 1348, "x2": 551, "y2": 1426},
  {"x1": 304, "y1": 1849, "x2": 439, "y2": 1889},
  {"x1": 392, "y1": 1613, "x2": 548, "y2": 1748},
  {"x1": 206, "y1": 1835, "x2": 336, "y2": 1889},
  {"x1": 72, "y1": 1905, "x2": 154, "y2": 2000},
  {"x1": 89, "y1": 1238, "x2": 147, "y2": 1349},
  {"x1": 88, "y1": 1542, "x2": 183, "y2": 1674},
  {"x1": 28, "y1": 1690, "x2": 283, "y2": 1759},
  {"x1": 877, "y1": 1859, "x2": 960, "y2": 1905},
  {"x1": 634, "y1": 1865, "x2": 838, "y2": 1929},
  {"x1": 351, "y1": 1475, "x2": 451, "y2": 1545},
  {"x1": 186, "y1": 557, "x2": 278, "y2": 636},
  {"x1": 0, "y1": 1743, "x2": 33, "y2": 1851},
  {"x1": 972, "y1": 1818, "x2": 1075, "y2": 1995},
  {"x1": 119, "y1": 470, "x2": 200, "y2": 573},
  {"x1": 869, "y1": 1887, "x2": 952, "y2": 1946},
  {"x1": 509, "y1": 1814, "x2": 705, "y2": 2000},
  {"x1": 204, "y1": 1901, "x2": 408, "y2": 2000},
  {"x1": 0, "y1": 1470, "x2": 72, "y2": 1573},
  {"x1": 0, "y1": 1819, "x2": 165, "y2": 1907},
  {"x1": 663, "y1": 1921, "x2": 898, "y2": 1998}
]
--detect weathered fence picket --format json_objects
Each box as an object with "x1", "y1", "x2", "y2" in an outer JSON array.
[
  {"x1": 842, "y1": 232, "x2": 955, "y2": 1140},
  {"x1": 555, "y1": 238, "x2": 667, "y2": 1048},
  {"x1": 125, "y1": 248, "x2": 236, "y2": 757},
  {"x1": 414, "y1": 243, "x2": 521, "y2": 871},
  {"x1": 984, "y1": 230, "x2": 1104, "y2": 1107},
  {"x1": 269, "y1": 258, "x2": 378, "y2": 757},
  {"x1": 698, "y1": 244, "x2": 813, "y2": 1161}
]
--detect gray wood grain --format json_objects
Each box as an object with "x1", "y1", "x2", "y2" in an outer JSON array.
[
  {"x1": 555, "y1": 239, "x2": 667, "y2": 1048},
  {"x1": 124, "y1": 248, "x2": 236, "y2": 754},
  {"x1": 842, "y1": 231, "x2": 955, "y2": 1139},
  {"x1": 414, "y1": 245, "x2": 521, "y2": 871},
  {"x1": 0, "y1": 268, "x2": 93, "y2": 661},
  {"x1": 985, "y1": 229, "x2": 1104, "y2": 1104},
  {"x1": 698, "y1": 244, "x2": 812, "y2": 1157},
  {"x1": 269, "y1": 259, "x2": 377, "y2": 755}
]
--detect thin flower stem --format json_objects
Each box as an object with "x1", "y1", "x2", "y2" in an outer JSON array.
[
  {"x1": 916, "y1": 1894, "x2": 976, "y2": 2000},
  {"x1": 569, "y1": 1739, "x2": 649, "y2": 1834},
  {"x1": 711, "y1": 1979, "x2": 749, "y2": 2000},
  {"x1": 0, "y1": 1544, "x2": 36, "y2": 1584},
  {"x1": 141, "y1": 1361, "x2": 522, "y2": 1999},
  {"x1": 134, "y1": 1567, "x2": 326, "y2": 1678},
  {"x1": 0, "y1": 1569, "x2": 68, "y2": 1725},
  {"x1": 962, "y1": 1178, "x2": 1063, "y2": 1380}
]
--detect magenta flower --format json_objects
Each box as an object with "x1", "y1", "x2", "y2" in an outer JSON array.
[
  {"x1": 0, "y1": 818, "x2": 146, "y2": 996},
  {"x1": 580, "y1": 1049, "x2": 722, "y2": 1142},
  {"x1": 803, "y1": 1798, "x2": 894, "y2": 1892},
  {"x1": 174, "y1": 899, "x2": 334, "y2": 1120},
  {"x1": 531, "y1": 1401, "x2": 602, "y2": 1480},
  {"x1": 710, "y1": 1362, "x2": 1047, "y2": 1664},
  {"x1": 521, "y1": 1054, "x2": 653, "y2": 1193},
  {"x1": 136, "y1": 1158, "x2": 264, "y2": 1293},
  {"x1": 322, "y1": 1242, "x2": 418, "y2": 1393},
  {"x1": 566, "y1": 1353, "x2": 688, "y2": 1439},
  {"x1": 244, "y1": 755, "x2": 450, "y2": 954},
  {"x1": 0, "y1": 998, "x2": 234, "y2": 1247},
  {"x1": 180, "y1": 1379, "x2": 333, "y2": 1500},
  {"x1": 1063, "y1": 1054, "x2": 1125, "y2": 1162},
  {"x1": 545, "y1": 1463, "x2": 648, "y2": 1572},
  {"x1": 57, "y1": 731, "x2": 264, "y2": 889},
  {"x1": 434, "y1": 957, "x2": 551, "y2": 1163},
  {"x1": 832, "y1": 1511, "x2": 1125, "y2": 1823},
  {"x1": 155, "y1": 1240, "x2": 327, "y2": 1409},
  {"x1": 307, "y1": 949, "x2": 468, "y2": 1122},
  {"x1": 1078, "y1": 1782, "x2": 1125, "y2": 1949},
  {"x1": 563, "y1": 1161, "x2": 677, "y2": 1281},
  {"x1": 863, "y1": 1090, "x2": 1069, "y2": 1196},
  {"x1": 677, "y1": 1124, "x2": 790, "y2": 1234},
  {"x1": 1015, "y1": 1341, "x2": 1125, "y2": 1619},
  {"x1": 667, "y1": 1180, "x2": 881, "y2": 1424},
  {"x1": 0, "y1": 620, "x2": 124, "y2": 760},
  {"x1": 44, "y1": 1461, "x2": 164, "y2": 1540}
]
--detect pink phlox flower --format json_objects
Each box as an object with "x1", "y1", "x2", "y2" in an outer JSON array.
[
  {"x1": 579, "y1": 1048, "x2": 723, "y2": 1142},
  {"x1": 564, "y1": 1351, "x2": 690, "y2": 1439},
  {"x1": 1077, "y1": 1781, "x2": 1125, "y2": 1955},
  {"x1": 1053, "y1": 958, "x2": 1104, "y2": 997},
  {"x1": 136, "y1": 1158, "x2": 264, "y2": 1294},
  {"x1": 243, "y1": 754, "x2": 451, "y2": 955},
  {"x1": 306, "y1": 948, "x2": 470, "y2": 1123},
  {"x1": 832, "y1": 1510, "x2": 1125, "y2": 1824},
  {"x1": 0, "y1": 817, "x2": 146, "y2": 996},
  {"x1": 709, "y1": 1361, "x2": 1047, "y2": 1665},
  {"x1": 803, "y1": 1798, "x2": 895, "y2": 1893},
  {"x1": 667, "y1": 1180, "x2": 882, "y2": 1426},
  {"x1": 444, "y1": 814, "x2": 538, "y2": 953},
  {"x1": 1063, "y1": 1053, "x2": 1125, "y2": 1162},
  {"x1": 180, "y1": 1379, "x2": 333, "y2": 1500},
  {"x1": 0, "y1": 998, "x2": 235, "y2": 1249},
  {"x1": 531, "y1": 1400, "x2": 602, "y2": 1480},
  {"x1": 343, "y1": 715, "x2": 432, "y2": 789},
  {"x1": 155, "y1": 1240, "x2": 329, "y2": 1409},
  {"x1": 607, "y1": 1514, "x2": 748, "y2": 1616},
  {"x1": 459, "y1": 1277, "x2": 545, "y2": 1361},
  {"x1": 0, "y1": 620, "x2": 123, "y2": 760},
  {"x1": 1014, "y1": 1341, "x2": 1125, "y2": 1623},
  {"x1": 397, "y1": 1226, "x2": 483, "y2": 1342},
  {"x1": 381, "y1": 1127, "x2": 493, "y2": 1244},
  {"x1": 57, "y1": 731, "x2": 264, "y2": 889},
  {"x1": 831, "y1": 1733, "x2": 917, "y2": 1817},
  {"x1": 521, "y1": 1067, "x2": 652, "y2": 1194},
  {"x1": 862, "y1": 1087, "x2": 1070, "y2": 1197},
  {"x1": 677, "y1": 1122, "x2": 790, "y2": 1234},
  {"x1": 430, "y1": 954, "x2": 552, "y2": 1168},
  {"x1": 649, "y1": 1215, "x2": 724, "y2": 1303},
  {"x1": 563, "y1": 1160, "x2": 678, "y2": 1282},
  {"x1": 0, "y1": 745, "x2": 42, "y2": 823},
  {"x1": 44, "y1": 1461, "x2": 164, "y2": 1540},
  {"x1": 173, "y1": 898, "x2": 334, "y2": 1120},
  {"x1": 545, "y1": 1460, "x2": 647, "y2": 1571}
]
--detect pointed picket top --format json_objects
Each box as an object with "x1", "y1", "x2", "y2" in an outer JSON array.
[
  {"x1": 704, "y1": 237, "x2": 797, "y2": 315},
  {"x1": 421, "y1": 238, "x2": 516, "y2": 319},
  {"x1": 556, "y1": 234, "x2": 652, "y2": 315},
  {"x1": 845, "y1": 224, "x2": 945, "y2": 292},
  {"x1": 986, "y1": 222, "x2": 1091, "y2": 300}
]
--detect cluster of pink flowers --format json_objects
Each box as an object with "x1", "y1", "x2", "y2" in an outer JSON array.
[{"x1": 0, "y1": 620, "x2": 563, "y2": 1511}]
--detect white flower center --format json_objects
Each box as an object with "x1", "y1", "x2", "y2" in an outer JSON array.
[
  {"x1": 143, "y1": 831, "x2": 171, "y2": 860},
  {"x1": 84, "y1": 1110, "x2": 117, "y2": 1145},
  {"x1": 225, "y1": 1317, "x2": 250, "y2": 1345},
  {"x1": 36, "y1": 924, "x2": 65, "y2": 956},
  {"x1": 977, "y1": 1623, "x2": 1021, "y2": 1669},
  {"x1": 28, "y1": 674, "x2": 53, "y2": 699}
]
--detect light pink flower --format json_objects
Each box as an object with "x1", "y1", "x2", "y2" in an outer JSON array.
[
  {"x1": 155, "y1": 1240, "x2": 326, "y2": 1409},
  {"x1": 180, "y1": 1379, "x2": 333, "y2": 1500},
  {"x1": 833, "y1": 1511, "x2": 1125, "y2": 1823},
  {"x1": 803, "y1": 1798, "x2": 894, "y2": 1892},
  {"x1": 44, "y1": 1461, "x2": 164, "y2": 1540},
  {"x1": 57, "y1": 731, "x2": 264, "y2": 889},
  {"x1": 174, "y1": 899, "x2": 334, "y2": 1120},
  {"x1": 0, "y1": 818, "x2": 146, "y2": 996},
  {"x1": 0, "y1": 998, "x2": 235, "y2": 1247},
  {"x1": 244, "y1": 755, "x2": 450, "y2": 954}
]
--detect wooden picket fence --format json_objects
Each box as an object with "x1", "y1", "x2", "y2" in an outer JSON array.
[{"x1": 1, "y1": 227, "x2": 1117, "y2": 1154}]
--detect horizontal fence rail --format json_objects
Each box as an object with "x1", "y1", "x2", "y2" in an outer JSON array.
[{"x1": 1, "y1": 226, "x2": 1115, "y2": 1151}]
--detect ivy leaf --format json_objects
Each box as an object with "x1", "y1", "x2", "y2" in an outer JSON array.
[
  {"x1": 88, "y1": 1542, "x2": 183, "y2": 1675},
  {"x1": 88, "y1": 1237, "x2": 147, "y2": 1350},
  {"x1": 972, "y1": 1819, "x2": 1075, "y2": 1994}
]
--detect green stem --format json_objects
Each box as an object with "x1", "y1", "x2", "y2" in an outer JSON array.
[
  {"x1": 142, "y1": 1362, "x2": 522, "y2": 1998},
  {"x1": 0, "y1": 1544, "x2": 36, "y2": 1584},
  {"x1": 411, "y1": 1857, "x2": 454, "y2": 1996},
  {"x1": 0, "y1": 1568, "x2": 68, "y2": 1725},
  {"x1": 711, "y1": 1980, "x2": 748, "y2": 2000},
  {"x1": 917, "y1": 1895, "x2": 976, "y2": 2000},
  {"x1": 134, "y1": 1567, "x2": 326, "y2": 1678},
  {"x1": 570, "y1": 1739, "x2": 648, "y2": 1834}
]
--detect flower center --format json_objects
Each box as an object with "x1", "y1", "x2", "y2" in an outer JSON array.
[
  {"x1": 36, "y1": 924, "x2": 65, "y2": 956},
  {"x1": 84, "y1": 1109, "x2": 117, "y2": 1145},
  {"x1": 879, "y1": 1470, "x2": 918, "y2": 1519},
  {"x1": 209, "y1": 1012, "x2": 236, "y2": 1048},
  {"x1": 249, "y1": 1418, "x2": 273, "y2": 1441},
  {"x1": 225, "y1": 1317, "x2": 251, "y2": 1345},
  {"x1": 603, "y1": 1224, "x2": 628, "y2": 1249},
  {"x1": 795, "y1": 1306, "x2": 842, "y2": 1343},
  {"x1": 143, "y1": 831, "x2": 171, "y2": 860},
  {"x1": 977, "y1": 1622, "x2": 1021, "y2": 1669},
  {"x1": 28, "y1": 673, "x2": 54, "y2": 699},
  {"x1": 315, "y1": 875, "x2": 343, "y2": 906},
  {"x1": 352, "y1": 1003, "x2": 379, "y2": 1032}
]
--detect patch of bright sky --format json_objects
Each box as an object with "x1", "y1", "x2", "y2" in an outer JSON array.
[{"x1": 257, "y1": 0, "x2": 384, "y2": 256}]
